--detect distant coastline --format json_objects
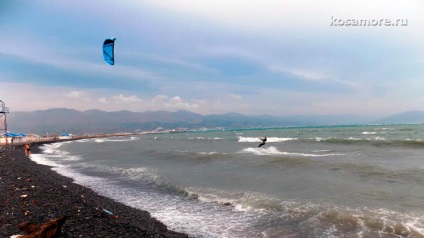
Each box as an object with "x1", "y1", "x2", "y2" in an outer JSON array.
[
  {"x1": 0, "y1": 132, "x2": 137, "y2": 148},
  {"x1": 7, "y1": 108, "x2": 424, "y2": 136}
]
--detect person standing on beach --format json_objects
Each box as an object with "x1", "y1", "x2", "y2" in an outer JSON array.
[{"x1": 24, "y1": 143, "x2": 31, "y2": 156}]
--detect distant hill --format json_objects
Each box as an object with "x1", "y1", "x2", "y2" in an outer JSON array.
[
  {"x1": 373, "y1": 111, "x2": 424, "y2": 124},
  {"x1": 4, "y1": 108, "x2": 384, "y2": 135}
]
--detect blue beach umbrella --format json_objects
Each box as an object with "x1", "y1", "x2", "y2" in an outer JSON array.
[{"x1": 3, "y1": 133, "x2": 26, "y2": 137}]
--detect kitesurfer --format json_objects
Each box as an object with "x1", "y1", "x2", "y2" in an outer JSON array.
[{"x1": 258, "y1": 137, "x2": 267, "y2": 147}]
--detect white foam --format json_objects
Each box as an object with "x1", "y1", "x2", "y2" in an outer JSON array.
[
  {"x1": 43, "y1": 164, "x2": 261, "y2": 237},
  {"x1": 186, "y1": 187, "x2": 239, "y2": 205},
  {"x1": 240, "y1": 146, "x2": 341, "y2": 157},
  {"x1": 404, "y1": 139, "x2": 423, "y2": 142},
  {"x1": 362, "y1": 131, "x2": 377, "y2": 135},
  {"x1": 30, "y1": 154, "x2": 66, "y2": 168},
  {"x1": 377, "y1": 127, "x2": 395, "y2": 131},
  {"x1": 119, "y1": 167, "x2": 161, "y2": 184},
  {"x1": 41, "y1": 143, "x2": 63, "y2": 154},
  {"x1": 238, "y1": 137, "x2": 297, "y2": 143},
  {"x1": 198, "y1": 152, "x2": 221, "y2": 155},
  {"x1": 189, "y1": 137, "x2": 205, "y2": 140},
  {"x1": 94, "y1": 137, "x2": 138, "y2": 143}
]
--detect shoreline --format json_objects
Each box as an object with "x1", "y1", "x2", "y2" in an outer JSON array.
[{"x1": 0, "y1": 143, "x2": 189, "y2": 237}]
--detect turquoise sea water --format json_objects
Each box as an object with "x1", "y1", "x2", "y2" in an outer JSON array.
[{"x1": 31, "y1": 124, "x2": 424, "y2": 237}]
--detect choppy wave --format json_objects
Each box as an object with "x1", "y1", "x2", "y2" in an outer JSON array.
[
  {"x1": 184, "y1": 188, "x2": 424, "y2": 237},
  {"x1": 314, "y1": 137, "x2": 424, "y2": 147},
  {"x1": 337, "y1": 163, "x2": 424, "y2": 185},
  {"x1": 29, "y1": 125, "x2": 424, "y2": 237},
  {"x1": 31, "y1": 149, "x2": 263, "y2": 237}
]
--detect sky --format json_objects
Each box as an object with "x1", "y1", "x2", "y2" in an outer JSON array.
[{"x1": 1, "y1": 0, "x2": 423, "y2": 117}]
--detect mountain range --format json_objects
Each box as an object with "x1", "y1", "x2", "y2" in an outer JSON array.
[{"x1": 4, "y1": 108, "x2": 424, "y2": 135}]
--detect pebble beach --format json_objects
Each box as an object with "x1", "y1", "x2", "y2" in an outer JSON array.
[{"x1": 0, "y1": 144, "x2": 189, "y2": 238}]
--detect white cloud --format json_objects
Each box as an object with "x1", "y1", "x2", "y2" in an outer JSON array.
[
  {"x1": 269, "y1": 65, "x2": 328, "y2": 81},
  {"x1": 229, "y1": 94, "x2": 243, "y2": 100},
  {"x1": 98, "y1": 97, "x2": 108, "y2": 104},
  {"x1": 268, "y1": 64, "x2": 359, "y2": 88},
  {"x1": 151, "y1": 56, "x2": 218, "y2": 73},
  {"x1": 112, "y1": 94, "x2": 142, "y2": 104},
  {"x1": 64, "y1": 91, "x2": 83, "y2": 99},
  {"x1": 154, "y1": 95, "x2": 200, "y2": 110}
]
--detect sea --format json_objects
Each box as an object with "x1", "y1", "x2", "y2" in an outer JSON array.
[{"x1": 30, "y1": 124, "x2": 424, "y2": 238}]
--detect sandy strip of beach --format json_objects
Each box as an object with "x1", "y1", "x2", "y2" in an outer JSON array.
[{"x1": 0, "y1": 144, "x2": 189, "y2": 238}]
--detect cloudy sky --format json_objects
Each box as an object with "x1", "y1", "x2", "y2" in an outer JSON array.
[{"x1": 1, "y1": 0, "x2": 423, "y2": 116}]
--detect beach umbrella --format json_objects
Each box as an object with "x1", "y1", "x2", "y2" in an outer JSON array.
[{"x1": 2, "y1": 133, "x2": 26, "y2": 137}]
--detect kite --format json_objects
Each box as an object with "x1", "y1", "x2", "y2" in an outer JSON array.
[{"x1": 103, "y1": 38, "x2": 116, "y2": 65}]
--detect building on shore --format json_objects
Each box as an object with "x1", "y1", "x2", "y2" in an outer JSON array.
[
  {"x1": 58, "y1": 133, "x2": 73, "y2": 140},
  {"x1": 0, "y1": 133, "x2": 42, "y2": 144}
]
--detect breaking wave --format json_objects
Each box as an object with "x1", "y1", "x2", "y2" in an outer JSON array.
[
  {"x1": 239, "y1": 146, "x2": 341, "y2": 157},
  {"x1": 238, "y1": 137, "x2": 298, "y2": 143}
]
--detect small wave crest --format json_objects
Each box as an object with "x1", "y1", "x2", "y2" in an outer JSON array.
[
  {"x1": 31, "y1": 146, "x2": 81, "y2": 176},
  {"x1": 40, "y1": 143, "x2": 64, "y2": 154},
  {"x1": 198, "y1": 152, "x2": 222, "y2": 155},
  {"x1": 239, "y1": 146, "x2": 341, "y2": 157},
  {"x1": 30, "y1": 154, "x2": 66, "y2": 168},
  {"x1": 362, "y1": 131, "x2": 377, "y2": 135},
  {"x1": 94, "y1": 137, "x2": 138, "y2": 143},
  {"x1": 188, "y1": 137, "x2": 225, "y2": 140},
  {"x1": 238, "y1": 136, "x2": 298, "y2": 143},
  {"x1": 313, "y1": 137, "x2": 424, "y2": 147}
]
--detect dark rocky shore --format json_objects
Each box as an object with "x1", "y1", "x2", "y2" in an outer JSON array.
[{"x1": 0, "y1": 144, "x2": 190, "y2": 238}]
